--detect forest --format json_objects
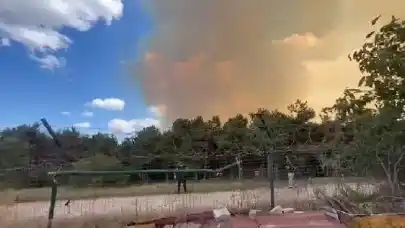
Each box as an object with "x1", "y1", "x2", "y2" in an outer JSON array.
[{"x1": 1, "y1": 16, "x2": 405, "y2": 191}]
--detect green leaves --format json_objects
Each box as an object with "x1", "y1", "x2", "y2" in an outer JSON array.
[
  {"x1": 349, "y1": 15, "x2": 405, "y2": 113},
  {"x1": 324, "y1": 15, "x2": 405, "y2": 187}
]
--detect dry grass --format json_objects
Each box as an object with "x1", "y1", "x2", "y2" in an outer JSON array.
[
  {"x1": 346, "y1": 215, "x2": 405, "y2": 228},
  {"x1": 0, "y1": 180, "x2": 269, "y2": 204},
  {"x1": 0, "y1": 178, "x2": 378, "y2": 228},
  {"x1": 1, "y1": 213, "x2": 134, "y2": 228},
  {"x1": 0, "y1": 177, "x2": 371, "y2": 204},
  {"x1": 0, "y1": 199, "x2": 324, "y2": 228}
]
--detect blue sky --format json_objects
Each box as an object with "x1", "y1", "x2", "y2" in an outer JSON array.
[{"x1": 0, "y1": 0, "x2": 159, "y2": 135}]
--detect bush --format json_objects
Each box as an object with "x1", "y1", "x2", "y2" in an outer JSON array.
[{"x1": 68, "y1": 154, "x2": 129, "y2": 187}]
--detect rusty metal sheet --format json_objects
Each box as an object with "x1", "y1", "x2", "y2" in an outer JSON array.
[
  {"x1": 129, "y1": 210, "x2": 346, "y2": 228},
  {"x1": 346, "y1": 215, "x2": 405, "y2": 228}
]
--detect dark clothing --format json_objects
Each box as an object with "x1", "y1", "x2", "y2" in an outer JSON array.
[
  {"x1": 177, "y1": 179, "x2": 187, "y2": 194},
  {"x1": 286, "y1": 165, "x2": 296, "y2": 172},
  {"x1": 175, "y1": 166, "x2": 187, "y2": 194},
  {"x1": 176, "y1": 170, "x2": 184, "y2": 180}
]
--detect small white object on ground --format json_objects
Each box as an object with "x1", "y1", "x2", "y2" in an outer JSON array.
[
  {"x1": 269, "y1": 205, "x2": 283, "y2": 214},
  {"x1": 213, "y1": 207, "x2": 231, "y2": 221},
  {"x1": 282, "y1": 208, "x2": 295, "y2": 213}
]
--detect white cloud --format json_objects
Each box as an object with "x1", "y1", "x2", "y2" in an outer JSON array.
[
  {"x1": 0, "y1": 38, "x2": 10, "y2": 47},
  {"x1": 108, "y1": 118, "x2": 160, "y2": 134},
  {"x1": 89, "y1": 98, "x2": 125, "y2": 111},
  {"x1": 30, "y1": 54, "x2": 66, "y2": 70},
  {"x1": 81, "y1": 111, "x2": 94, "y2": 117},
  {"x1": 0, "y1": 0, "x2": 123, "y2": 69},
  {"x1": 73, "y1": 122, "x2": 91, "y2": 128},
  {"x1": 61, "y1": 111, "x2": 71, "y2": 116},
  {"x1": 277, "y1": 32, "x2": 319, "y2": 47}
]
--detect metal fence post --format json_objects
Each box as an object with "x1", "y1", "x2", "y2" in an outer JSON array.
[
  {"x1": 267, "y1": 152, "x2": 275, "y2": 209},
  {"x1": 47, "y1": 178, "x2": 58, "y2": 228},
  {"x1": 257, "y1": 113, "x2": 276, "y2": 210}
]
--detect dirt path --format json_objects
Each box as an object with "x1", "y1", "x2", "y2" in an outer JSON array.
[{"x1": 0, "y1": 182, "x2": 376, "y2": 221}]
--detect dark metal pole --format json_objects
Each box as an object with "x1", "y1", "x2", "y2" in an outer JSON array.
[
  {"x1": 267, "y1": 152, "x2": 275, "y2": 208},
  {"x1": 257, "y1": 114, "x2": 275, "y2": 209},
  {"x1": 40, "y1": 118, "x2": 62, "y2": 149},
  {"x1": 40, "y1": 118, "x2": 62, "y2": 163},
  {"x1": 41, "y1": 118, "x2": 64, "y2": 226},
  {"x1": 47, "y1": 177, "x2": 58, "y2": 228}
]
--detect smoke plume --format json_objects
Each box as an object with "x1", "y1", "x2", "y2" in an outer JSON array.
[{"x1": 132, "y1": 0, "x2": 405, "y2": 123}]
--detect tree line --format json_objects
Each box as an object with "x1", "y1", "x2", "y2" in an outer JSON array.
[
  {"x1": 0, "y1": 98, "x2": 332, "y2": 187},
  {"x1": 2, "y1": 16, "x2": 405, "y2": 191}
]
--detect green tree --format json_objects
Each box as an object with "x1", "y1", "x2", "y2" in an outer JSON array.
[
  {"x1": 327, "y1": 15, "x2": 405, "y2": 194},
  {"x1": 287, "y1": 99, "x2": 316, "y2": 124},
  {"x1": 69, "y1": 153, "x2": 126, "y2": 187}
]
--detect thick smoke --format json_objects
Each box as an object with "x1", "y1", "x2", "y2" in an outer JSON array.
[{"x1": 132, "y1": 0, "x2": 405, "y2": 123}]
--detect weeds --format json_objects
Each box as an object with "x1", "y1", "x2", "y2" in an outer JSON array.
[{"x1": 0, "y1": 179, "x2": 378, "y2": 227}]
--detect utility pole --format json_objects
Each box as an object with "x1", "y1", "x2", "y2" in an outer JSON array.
[{"x1": 257, "y1": 115, "x2": 275, "y2": 209}]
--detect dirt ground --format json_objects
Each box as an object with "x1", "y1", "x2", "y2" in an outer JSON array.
[
  {"x1": 0, "y1": 177, "x2": 371, "y2": 204},
  {"x1": 0, "y1": 179, "x2": 376, "y2": 222}
]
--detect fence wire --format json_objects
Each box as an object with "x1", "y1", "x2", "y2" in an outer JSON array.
[{"x1": 0, "y1": 118, "x2": 392, "y2": 226}]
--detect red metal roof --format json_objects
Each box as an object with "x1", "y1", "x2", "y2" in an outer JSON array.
[
  {"x1": 129, "y1": 211, "x2": 346, "y2": 228},
  {"x1": 229, "y1": 212, "x2": 346, "y2": 228}
]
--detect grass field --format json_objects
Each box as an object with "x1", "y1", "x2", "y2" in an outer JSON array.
[
  {"x1": 0, "y1": 177, "x2": 372, "y2": 204},
  {"x1": 0, "y1": 179, "x2": 268, "y2": 204}
]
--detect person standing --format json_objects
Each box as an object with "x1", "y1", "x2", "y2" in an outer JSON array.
[
  {"x1": 285, "y1": 155, "x2": 296, "y2": 188},
  {"x1": 175, "y1": 164, "x2": 187, "y2": 194}
]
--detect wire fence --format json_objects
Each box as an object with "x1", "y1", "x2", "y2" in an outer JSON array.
[
  {"x1": 0, "y1": 117, "x2": 388, "y2": 226},
  {"x1": 0, "y1": 151, "x2": 337, "y2": 188},
  {"x1": 0, "y1": 147, "x2": 382, "y2": 227}
]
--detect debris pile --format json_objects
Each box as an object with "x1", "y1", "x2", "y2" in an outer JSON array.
[{"x1": 316, "y1": 184, "x2": 405, "y2": 228}]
